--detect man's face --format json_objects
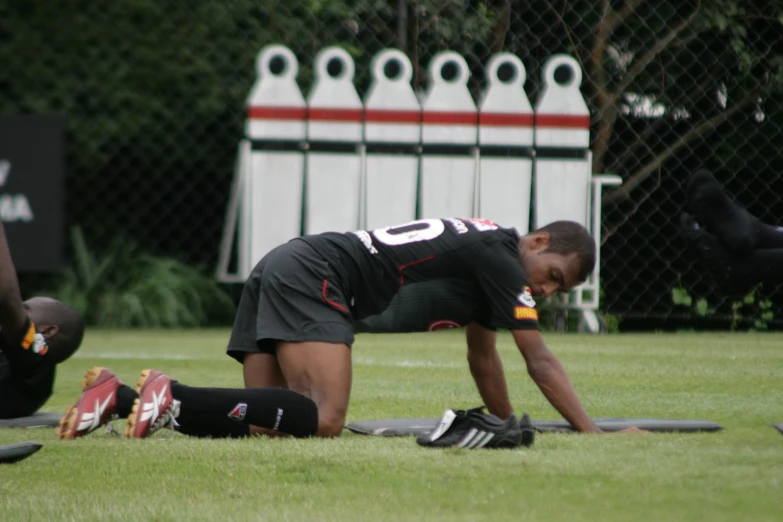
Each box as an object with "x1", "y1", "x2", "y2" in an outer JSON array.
[{"x1": 520, "y1": 233, "x2": 584, "y2": 297}]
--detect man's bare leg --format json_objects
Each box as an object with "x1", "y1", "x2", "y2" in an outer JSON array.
[
  {"x1": 243, "y1": 353, "x2": 290, "y2": 437},
  {"x1": 275, "y1": 341, "x2": 352, "y2": 438},
  {"x1": 150, "y1": 345, "x2": 346, "y2": 440},
  {"x1": 243, "y1": 353, "x2": 287, "y2": 389}
]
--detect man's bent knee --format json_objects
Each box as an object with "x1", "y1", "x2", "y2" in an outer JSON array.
[
  {"x1": 275, "y1": 341, "x2": 352, "y2": 438},
  {"x1": 316, "y1": 410, "x2": 346, "y2": 438}
]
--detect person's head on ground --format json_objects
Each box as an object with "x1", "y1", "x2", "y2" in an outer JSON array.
[
  {"x1": 23, "y1": 297, "x2": 85, "y2": 363},
  {"x1": 518, "y1": 221, "x2": 595, "y2": 297}
]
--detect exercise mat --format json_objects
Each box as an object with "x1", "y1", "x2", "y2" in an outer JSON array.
[
  {"x1": 0, "y1": 413, "x2": 62, "y2": 429},
  {"x1": 345, "y1": 417, "x2": 724, "y2": 436},
  {"x1": 0, "y1": 441, "x2": 43, "y2": 464}
]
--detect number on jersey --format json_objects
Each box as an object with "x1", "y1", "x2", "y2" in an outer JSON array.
[
  {"x1": 351, "y1": 218, "x2": 499, "y2": 254},
  {"x1": 372, "y1": 219, "x2": 445, "y2": 246}
]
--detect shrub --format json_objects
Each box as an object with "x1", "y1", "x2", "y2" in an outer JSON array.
[{"x1": 52, "y1": 227, "x2": 235, "y2": 328}]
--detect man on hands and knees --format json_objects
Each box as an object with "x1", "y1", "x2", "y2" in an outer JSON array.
[
  {"x1": 0, "y1": 217, "x2": 84, "y2": 420},
  {"x1": 59, "y1": 218, "x2": 636, "y2": 446}
]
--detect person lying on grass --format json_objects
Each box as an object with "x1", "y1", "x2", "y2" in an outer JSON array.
[
  {"x1": 681, "y1": 169, "x2": 783, "y2": 296},
  {"x1": 0, "y1": 216, "x2": 84, "y2": 420},
  {"x1": 58, "y1": 217, "x2": 641, "y2": 448}
]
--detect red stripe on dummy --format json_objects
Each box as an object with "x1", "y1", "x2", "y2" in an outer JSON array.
[
  {"x1": 308, "y1": 108, "x2": 364, "y2": 122},
  {"x1": 365, "y1": 110, "x2": 421, "y2": 124},
  {"x1": 479, "y1": 113, "x2": 534, "y2": 127},
  {"x1": 247, "y1": 106, "x2": 307, "y2": 120},
  {"x1": 422, "y1": 112, "x2": 478, "y2": 125},
  {"x1": 535, "y1": 114, "x2": 590, "y2": 129}
]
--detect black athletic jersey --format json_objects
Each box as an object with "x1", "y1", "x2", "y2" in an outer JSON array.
[
  {"x1": 0, "y1": 318, "x2": 55, "y2": 419},
  {"x1": 355, "y1": 279, "x2": 493, "y2": 333},
  {"x1": 299, "y1": 217, "x2": 539, "y2": 331}
]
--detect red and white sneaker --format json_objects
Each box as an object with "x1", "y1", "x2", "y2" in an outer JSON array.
[
  {"x1": 125, "y1": 369, "x2": 181, "y2": 439},
  {"x1": 57, "y1": 367, "x2": 122, "y2": 440}
]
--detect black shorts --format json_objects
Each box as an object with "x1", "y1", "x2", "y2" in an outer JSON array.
[{"x1": 226, "y1": 239, "x2": 354, "y2": 363}]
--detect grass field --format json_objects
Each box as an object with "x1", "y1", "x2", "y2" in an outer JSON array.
[{"x1": 1, "y1": 329, "x2": 782, "y2": 521}]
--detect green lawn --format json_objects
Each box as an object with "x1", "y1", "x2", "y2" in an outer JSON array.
[{"x1": 1, "y1": 330, "x2": 782, "y2": 521}]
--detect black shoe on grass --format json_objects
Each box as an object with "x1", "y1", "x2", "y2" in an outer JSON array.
[{"x1": 417, "y1": 407, "x2": 534, "y2": 449}]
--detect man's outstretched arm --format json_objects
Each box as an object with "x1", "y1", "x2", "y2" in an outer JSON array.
[
  {"x1": 511, "y1": 329, "x2": 601, "y2": 433},
  {"x1": 0, "y1": 217, "x2": 28, "y2": 337},
  {"x1": 465, "y1": 322, "x2": 513, "y2": 420}
]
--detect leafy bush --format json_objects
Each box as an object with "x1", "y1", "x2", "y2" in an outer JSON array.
[
  {"x1": 671, "y1": 284, "x2": 775, "y2": 331},
  {"x1": 52, "y1": 227, "x2": 235, "y2": 328}
]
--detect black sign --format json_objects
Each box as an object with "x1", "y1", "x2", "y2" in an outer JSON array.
[{"x1": 0, "y1": 116, "x2": 65, "y2": 272}]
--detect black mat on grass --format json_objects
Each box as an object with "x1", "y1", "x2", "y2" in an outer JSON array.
[
  {"x1": 0, "y1": 413, "x2": 61, "y2": 429},
  {"x1": 0, "y1": 442, "x2": 43, "y2": 464},
  {"x1": 346, "y1": 417, "x2": 724, "y2": 436}
]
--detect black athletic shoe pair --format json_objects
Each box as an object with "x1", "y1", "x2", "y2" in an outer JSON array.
[{"x1": 417, "y1": 407, "x2": 535, "y2": 449}]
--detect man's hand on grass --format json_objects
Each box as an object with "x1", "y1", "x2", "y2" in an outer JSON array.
[{"x1": 614, "y1": 426, "x2": 647, "y2": 434}]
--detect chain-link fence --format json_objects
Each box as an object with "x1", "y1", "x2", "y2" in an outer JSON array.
[{"x1": 3, "y1": 1, "x2": 782, "y2": 329}]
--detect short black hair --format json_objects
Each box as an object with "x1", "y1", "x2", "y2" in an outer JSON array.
[
  {"x1": 24, "y1": 297, "x2": 85, "y2": 363},
  {"x1": 532, "y1": 221, "x2": 596, "y2": 283}
]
